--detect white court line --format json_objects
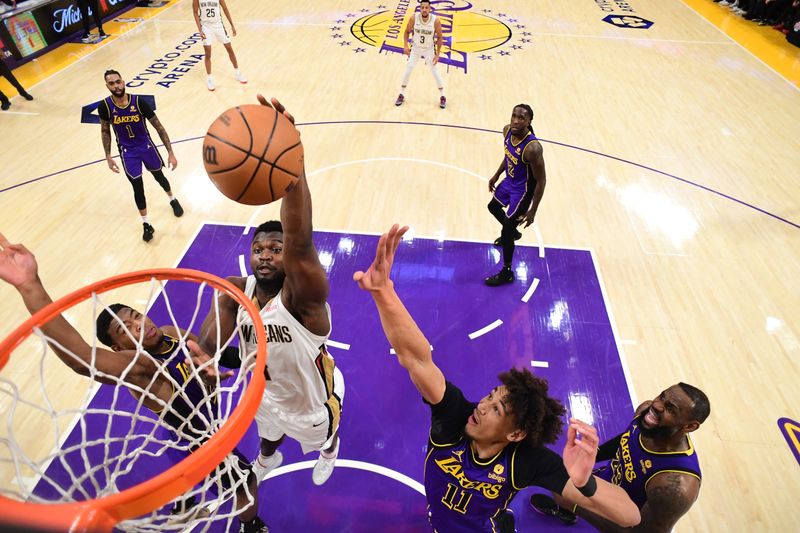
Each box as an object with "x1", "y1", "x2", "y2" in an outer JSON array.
[
  {"x1": 530, "y1": 30, "x2": 732, "y2": 46},
  {"x1": 468, "y1": 319, "x2": 503, "y2": 340},
  {"x1": 237, "y1": 254, "x2": 247, "y2": 277},
  {"x1": 533, "y1": 223, "x2": 545, "y2": 258},
  {"x1": 530, "y1": 360, "x2": 550, "y2": 369},
  {"x1": 678, "y1": 0, "x2": 799, "y2": 91},
  {"x1": 390, "y1": 345, "x2": 432, "y2": 355},
  {"x1": 1, "y1": 110, "x2": 39, "y2": 115},
  {"x1": 327, "y1": 340, "x2": 350, "y2": 350},
  {"x1": 621, "y1": 339, "x2": 637, "y2": 345},
  {"x1": 264, "y1": 459, "x2": 426, "y2": 496},
  {"x1": 521, "y1": 278, "x2": 540, "y2": 303},
  {"x1": 589, "y1": 248, "x2": 637, "y2": 407}
]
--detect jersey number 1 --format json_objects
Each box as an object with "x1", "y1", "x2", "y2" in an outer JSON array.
[
  {"x1": 442, "y1": 483, "x2": 472, "y2": 514},
  {"x1": 125, "y1": 125, "x2": 135, "y2": 138}
]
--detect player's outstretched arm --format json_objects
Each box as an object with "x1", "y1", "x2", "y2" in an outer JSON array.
[
  {"x1": 198, "y1": 276, "x2": 244, "y2": 357},
  {"x1": 0, "y1": 233, "x2": 163, "y2": 391},
  {"x1": 354, "y1": 224, "x2": 446, "y2": 404},
  {"x1": 256, "y1": 95, "x2": 329, "y2": 334},
  {"x1": 558, "y1": 419, "x2": 641, "y2": 527}
]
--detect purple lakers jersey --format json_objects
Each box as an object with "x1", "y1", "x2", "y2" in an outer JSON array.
[
  {"x1": 595, "y1": 417, "x2": 701, "y2": 508},
  {"x1": 425, "y1": 438, "x2": 518, "y2": 533},
  {"x1": 101, "y1": 95, "x2": 155, "y2": 150},
  {"x1": 151, "y1": 335, "x2": 216, "y2": 440},
  {"x1": 503, "y1": 129, "x2": 538, "y2": 187}
]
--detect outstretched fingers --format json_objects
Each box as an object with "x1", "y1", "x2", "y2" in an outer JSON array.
[{"x1": 256, "y1": 94, "x2": 295, "y2": 125}]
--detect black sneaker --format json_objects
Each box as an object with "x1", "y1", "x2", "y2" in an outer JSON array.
[
  {"x1": 394, "y1": 94, "x2": 405, "y2": 106},
  {"x1": 20, "y1": 92, "x2": 33, "y2": 101},
  {"x1": 493, "y1": 230, "x2": 523, "y2": 247},
  {"x1": 240, "y1": 516, "x2": 269, "y2": 533},
  {"x1": 1, "y1": 100, "x2": 9, "y2": 111},
  {"x1": 142, "y1": 223, "x2": 155, "y2": 242},
  {"x1": 530, "y1": 494, "x2": 577, "y2": 525},
  {"x1": 170, "y1": 199, "x2": 184, "y2": 217},
  {"x1": 484, "y1": 267, "x2": 514, "y2": 286}
]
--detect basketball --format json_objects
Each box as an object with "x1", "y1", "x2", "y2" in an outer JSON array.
[{"x1": 202, "y1": 105, "x2": 304, "y2": 205}]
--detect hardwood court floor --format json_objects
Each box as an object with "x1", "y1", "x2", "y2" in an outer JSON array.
[{"x1": 0, "y1": 1, "x2": 798, "y2": 531}]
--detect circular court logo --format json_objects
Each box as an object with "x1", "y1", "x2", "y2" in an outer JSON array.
[{"x1": 330, "y1": 2, "x2": 532, "y2": 73}]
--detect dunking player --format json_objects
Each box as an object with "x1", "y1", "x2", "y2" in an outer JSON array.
[
  {"x1": 394, "y1": 0, "x2": 446, "y2": 109},
  {"x1": 192, "y1": 0, "x2": 246, "y2": 91},
  {"x1": 354, "y1": 224, "x2": 641, "y2": 532},
  {"x1": 200, "y1": 96, "x2": 344, "y2": 487},
  {"x1": 531, "y1": 384, "x2": 709, "y2": 532},
  {"x1": 0, "y1": 234, "x2": 268, "y2": 533},
  {"x1": 485, "y1": 104, "x2": 546, "y2": 286},
  {"x1": 99, "y1": 69, "x2": 183, "y2": 242}
]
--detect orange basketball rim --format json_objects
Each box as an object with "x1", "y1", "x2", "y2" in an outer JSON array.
[{"x1": 0, "y1": 268, "x2": 267, "y2": 532}]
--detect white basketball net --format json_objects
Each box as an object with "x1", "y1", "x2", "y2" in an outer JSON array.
[{"x1": 0, "y1": 276, "x2": 261, "y2": 532}]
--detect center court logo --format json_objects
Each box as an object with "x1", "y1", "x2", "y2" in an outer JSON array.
[{"x1": 330, "y1": 2, "x2": 532, "y2": 74}]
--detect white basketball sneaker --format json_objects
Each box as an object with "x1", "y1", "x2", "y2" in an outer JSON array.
[
  {"x1": 207, "y1": 76, "x2": 215, "y2": 91},
  {"x1": 252, "y1": 450, "x2": 283, "y2": 484},
  {"x1": 312, "y1": 439, "x2": 339, "y2": 486},
  {"x1": 235, "y1": 70, "x2": 247, "y2": 84}
]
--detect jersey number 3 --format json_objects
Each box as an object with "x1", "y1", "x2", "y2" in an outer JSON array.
[{"x1": 442, "y1": 483, "x2": 472, "y2": 514}]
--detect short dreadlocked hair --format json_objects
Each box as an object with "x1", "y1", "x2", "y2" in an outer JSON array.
[{"x1": 498, "y1": 367, "x2": 565, "y2": 447}]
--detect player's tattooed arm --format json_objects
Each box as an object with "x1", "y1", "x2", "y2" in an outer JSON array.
[
  {"x1": 101, "y1": 119, "x2": 119, "y2": 173},
  {"x1": 575, "y1": 472, "x2": 697, "y2": 532},
  {"x1": 101, "y1": 119, "x2": 112, "y2": 156},
  {"x1": 149, "y1": 115, "x2": 178, "y2": 169},
  {"x1": 149, "y1": 115, "x2": 173, "y2": 153}
]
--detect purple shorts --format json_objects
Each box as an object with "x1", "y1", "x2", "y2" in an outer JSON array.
[
  {"x1": 493, "y1": 179, "x2": 533, "y2": 219},
  {"x1": 120, "y1": 142, "x2": 163, "y2": 179}
]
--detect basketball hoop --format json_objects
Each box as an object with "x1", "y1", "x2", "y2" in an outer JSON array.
[{"x1": 0, "y1": 269, "x2": 267, "y2": 532}]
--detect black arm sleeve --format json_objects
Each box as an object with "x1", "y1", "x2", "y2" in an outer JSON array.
[
  {"x1": 137, "y1": 96, "x2": 155, "y2": 119},
  {"x1": 512, "y1": 444, "x2": 571, "y2": 494},
  {"x1": 596, "y1": 433, "x2": 624, "y2": 462},
  {"x1": 425, "y1": 381, "x2": 475, "y2": 445},
  {"x1": 97, "y1": 101, "x2": 110, "y2": 122},
  {"x1": 217, "y1": 345, "x2": 242, "y2": 369}
]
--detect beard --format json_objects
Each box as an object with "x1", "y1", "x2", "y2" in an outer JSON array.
[
  {"x1": 255, "y1": 273, "x2": 284, "y2": 290},
  {"x1": 639, "y1": 424, "x2": 679, "y2": 440}
]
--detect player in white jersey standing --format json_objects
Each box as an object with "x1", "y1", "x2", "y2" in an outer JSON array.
[
  {"x1": 193, "y1": 0, "x2": 246, "y2": 91},
  {"x1": 200, "y1": 96, "x2": 344, "y2": 488},
  {"x1": 395, "y1": 0, "x2": 446, "y2": 109}
]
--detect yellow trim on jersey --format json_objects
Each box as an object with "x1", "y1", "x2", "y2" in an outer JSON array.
[
  {"x1": 470, "y1": 442, "x2": 503, "y2": 466},
  {"x1": 509, "y1": 131, "x2": 530, "y2": 148},
  {"x1": 638, "y1": 433, "x2": 695, "y2": 456},
  {"x1": 644, "y1": 469, "x2": 702, "y2": 492},
  {"x1": 429, "y1": 433, "x2": 465, "y2": 448}
]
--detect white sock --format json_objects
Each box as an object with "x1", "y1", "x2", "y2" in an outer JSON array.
[
  {"x1": 167, "y1": 193, "x2": 174, "y2": 200},
  {"x1": 142, "y1": 216, "x2": 150, "y2": 224},
  {"x1": 236, "y1": 68, "x2": 241, "y2": 76},
  {"x1": 439, "y1": 87, "x2": 445, "y2": 97}
]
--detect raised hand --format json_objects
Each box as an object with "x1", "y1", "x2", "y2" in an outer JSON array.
[
  {"x1": 257, "y1": 94, "x2": 295, "y2": 126},
  {"x1": 562, "y1": 418, "x2": 599, "y2": 488},
  {"x1": 185, "y1": 339, "x2": 235, "y2": 387},
  {"x1": 0, "y1": 233, "x2": 39, "y2": 288},
  {"x1": 353, "y1": 224, "x2": 409, "y2": 292}
]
